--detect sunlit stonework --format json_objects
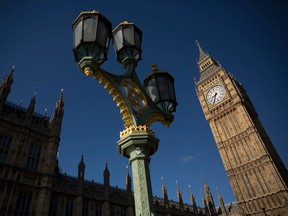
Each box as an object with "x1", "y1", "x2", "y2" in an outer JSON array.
[{"x1": 195, "y1": 41, "x2": 288, "y2": 216}]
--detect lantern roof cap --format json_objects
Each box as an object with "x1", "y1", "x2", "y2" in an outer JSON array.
[
  {"x1": 72, "y1": 10, "x2": 111, "y2": 26},
  {"x1": 112, "y1": 20, "x2": 140, "y2": 33},
  {"x1": 144, "y1": 64, "x2": 175, "y2": 82}
]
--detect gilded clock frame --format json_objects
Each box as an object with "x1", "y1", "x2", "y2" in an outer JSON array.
[{"x1": 204, "y1": 81, "x2": 230, "y2": 109}]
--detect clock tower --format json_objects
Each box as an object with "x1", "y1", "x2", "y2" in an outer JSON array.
[{"x1": 195, "y1": 41, "x2": 288, "y2": 215}]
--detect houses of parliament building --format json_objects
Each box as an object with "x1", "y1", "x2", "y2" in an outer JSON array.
[{"x1": 0, "y1": 43, "x2": 287, "y2": 216}]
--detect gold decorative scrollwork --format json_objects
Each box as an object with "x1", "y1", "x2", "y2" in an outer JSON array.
[
  {"x1": 81, "y1": 59, "x2": 174, "y2": 129},
  {"x1": 121, "y1": 80, "x2": 147, "y2": 111},
  {"x1": 93, "y1": 71, "x2": 135, "y2": 128}
]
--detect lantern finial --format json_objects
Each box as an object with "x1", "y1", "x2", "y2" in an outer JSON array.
[{"x1": 151, "y1": 63, "x2": 159, "y2": 72}]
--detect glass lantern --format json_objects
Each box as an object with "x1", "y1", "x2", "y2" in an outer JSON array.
[
  {"x1": 72, "y1": 10, "x2": 112, "y2": 65},
  {"x1": 112, "y1": 21, "x2": 142, "y2": 64},
  {"x1": 144, "y1": 66, "x2": 177, "y2": 113}
]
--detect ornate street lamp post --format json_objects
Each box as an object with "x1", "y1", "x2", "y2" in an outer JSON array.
[{"x1": 72, "y1": 10, "x2": 177, "y2": 216}]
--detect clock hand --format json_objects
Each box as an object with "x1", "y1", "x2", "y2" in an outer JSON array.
[{"x1": 213, "y1": 92, "x2": 218, "y2": 103}]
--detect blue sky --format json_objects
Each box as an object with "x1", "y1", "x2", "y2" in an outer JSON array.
[{"x1": 1, "y1": 0, "x2": 287, "y2": 207}]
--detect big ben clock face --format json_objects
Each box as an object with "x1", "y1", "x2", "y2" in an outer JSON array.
[{"x1": 206, "y1": 85, "x2": 226, "y2": 105}]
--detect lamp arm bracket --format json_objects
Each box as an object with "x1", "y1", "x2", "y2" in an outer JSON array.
[{"x1": 79, "y1": 57, "x2": 174, "y2": 128}]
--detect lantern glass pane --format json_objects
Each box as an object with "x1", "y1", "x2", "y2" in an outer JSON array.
[
  {"x1": 168, "y1": 79, "x2": 175, "y2": 102},
  {"x1": 114, "y1": 30, "x2": 123, "y2": 51},
  {"x1": 83, "y1": 18, "x2": 97, "y2": 42},
  {"x1": 134, "y1": 30, "x2": 141, "y2": 49},
  {"x1": 167, "y1": 102, "x2": 174, "y2": 112},
  {"x1": 74, "y1": 20, "x2": 83, "y2": 48},
  {"x1": 76, "y1": 45, "x2": 86, "y2": 61},
  {"x1": 123, "y1": 27, "x2": 134, "y2": 46},
  {"x1": 97, "y1": 19, "x2": 108, "y2": 47},
  {"x1": 134, "y1": 53, "x2": 140, "y2": 61},
  {"x1": 146, "y1": 79, "x2": 159, "y2": 103},
  {"x1": 97, "y1": 50, "x2": 105, "y2": 64},
  {"x1": 157, "y1": 77, "x2": 170, "y2": 100}
]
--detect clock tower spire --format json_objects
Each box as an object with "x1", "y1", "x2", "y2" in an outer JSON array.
[
  {"x1": 195, "y1": 41, "x2": 288, "y2": 215},
  {"x1": 195, "y1": 40, "x2": 221, "y2": 82}
]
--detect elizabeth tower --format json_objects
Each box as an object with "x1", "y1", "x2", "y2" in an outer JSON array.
[{"x1": 195, "y1": 41, "x2": 288, "y2": 216}]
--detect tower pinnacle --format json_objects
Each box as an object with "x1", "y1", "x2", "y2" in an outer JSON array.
[
  {"x1": 161, "y1": 177, "x2": 169, "y2": 207},
  {"x1": 49, "y1": 89, "x2": 64, "y2": 135},
  {"x1": 104, "y1": 162, "x2": 110, "y2": 186},
  {"x1": 196, "y1": 40, "x2": 209, "y2": 63},
  {"x1": 195, "y1": 41, "x2": 221, "y2": 81},
  {"x1": 0, "y1": 67, "x2": 14, "y2": 103},
  {"x1": 26, "y1": 93, "x2": 36, "y2": 120},
  {"x1": 203, "y1": 181, "x2": 216, "y2": 215},
  {"x1": 189, "y1": 184, "x2": 198, "y2": 214},
  {"x1": 176, "y1": 180, "x2": 184, "y2": 210},
  {"x1": 126, "y1": 166, "x2": 132, "y2": 193},
  {"x1": 78, "y1": 154, "x2": 85, "y2": 178}
]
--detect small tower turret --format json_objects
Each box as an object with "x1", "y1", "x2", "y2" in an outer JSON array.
[
  {"x1": 78, "y1": 155, "x2": 85, "y2": 180},
  {"x1": 176, "y1": 180, "x2": 184, "y2": 211},
  {"x1": 126, "y1": 166, "x2": 132, "y2": 195},
  {"x1": 189, "y1": 184, "x2": 198, "y2": 214},
  {"x1": 217, "y1": 193, "x2": 228, "y2": 216},
  {"x1": 25, "y1": 93, "x2": 36, "y2": 121},
  {"x1": 0, "y1": 66, "x2": 14, "y2": 104},
  {"x1": 75, "y1": 155, "x2": 85, "y2": 215},
  {"x1": 28, "y1": 94, "x2": 36, "y2": 113},
  {"x1": 77, "y1": 154, "x2": 85, "y2": 195},
  {"x1": 77, "y1": 154, "x2": 85, "y2": 193},
  {"x1": 204, "y1": 181, "x2": 216, "y2": 216},
  {"x1": 202, "y1": 196, "x2": 209, "y2": 215},
  {"x1": 102, "y1": 163, "x2": 110, "y2": 215},
  {"x1": 125, "y1": 166, "x2": 134, "y2": 216},
  {"x1": 49, "y1": 89, "x2": 64, "y2": 136},
  {"x1": 103, "y1": 162, "x2": 110, "y2": 187},
  {"x1": 161, "y1": 177, "x2": 169, "y2": 208}
]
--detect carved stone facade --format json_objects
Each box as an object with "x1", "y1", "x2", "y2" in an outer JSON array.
[
  {"x1": 195, "y1": 41, "x2": 288, "y2": 216},
  {"x1": 0, "y1": 70, "x2": 228, "y2": 216}
]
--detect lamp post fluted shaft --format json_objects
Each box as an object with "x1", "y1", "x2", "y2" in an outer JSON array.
[
  {"x1": 118, "y1": 126, "x2": 159, "y2": 215},
  {"x1": 72, "y1": 10, "x2": 177, "y2": 216}
]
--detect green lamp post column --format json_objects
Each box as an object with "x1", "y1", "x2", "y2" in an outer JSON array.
[
  {"x1": 118, "y1": 126, "x2": 159, "y2": 215},
  {"x1": 72, "y1": 11, "x2": 177, "y2": 216}
]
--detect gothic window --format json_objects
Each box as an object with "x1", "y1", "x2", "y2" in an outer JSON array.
[
  {"x1": 49, "y1": 195, "x2": 58, "y2": 216},
  {"x1": 25, "y1": 143, "x2": 41, "y2": 171},
  {"x1": 0, "y1": 133, "x2": 12, "y2": 163},
  {"x1": 110, "y1": 205, "x2": 115, "y2": 216},
  {"x1": 65, "y1": 199, "x2": 73, "y2": 216},
  {"x1": 120, "y1": 207, "x2": 126, "y2": 216},
  {"x1": 83, "y1": 203, "x2": 88, "y2": 216},
  {"x1": 14, "y1": 191, "x2": 32, "y2": 216},
  {"x1": 95, "y1": 202, "x2": 101, "y2": 216}
]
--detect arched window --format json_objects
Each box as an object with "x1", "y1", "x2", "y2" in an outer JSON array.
[
  {"x1": 0, "y1": 132, "x2": 12, "y2": 163},
  {"x1": 49, "y1": 195, "x2": 58, "y2": 216},
  {"x1": 65, "y1": 199, "x2": 73, "y2": 216},
  {"x1": 25, "y1": 142, "x2": 41, "y2": 171},
  {"x1": 95, "y1": 202, "x2": 102, "y2": 216},
  {"x1": 14, "y1": 191, "x2": 32, "y2": 216}
]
